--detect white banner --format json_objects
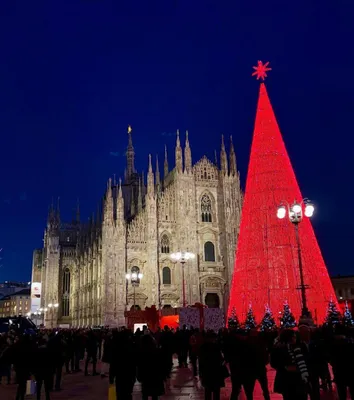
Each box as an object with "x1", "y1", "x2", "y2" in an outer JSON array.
[{"x1": 31, "y1": 282, "x2": 42, "y2": 312}]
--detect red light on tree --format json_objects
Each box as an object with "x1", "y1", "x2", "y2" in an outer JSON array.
[
  {"x1": 228, "y1": 63, "x2": 337, "y2": 324},
  {"x1": 252, "y1": 61, "x2": 271, "y2": 80}
]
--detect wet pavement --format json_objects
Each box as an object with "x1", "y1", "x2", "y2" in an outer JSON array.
[{"x1": 0, "y1": 360, "x2": 345, "y2": 399}]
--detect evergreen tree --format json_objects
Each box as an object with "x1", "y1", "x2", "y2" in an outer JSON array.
[
  {"x1": 260, "y1": 305, "x2": 276, "y2": 331},
  {"x1": 343, "y1": 301, "x2": 354, "y2": 327},
  {"x1": 325, "y1": 299, "x2": 341, "y2": 326},
  {"x1": 280, "y1": 301, "x2": 296, "y2": 328},
  {"x1": 245, "y1": 304, "x2": 257, "y2": 330},
  {"x1": 228, "y1": 307, "x2": 240, "y2": 329}
]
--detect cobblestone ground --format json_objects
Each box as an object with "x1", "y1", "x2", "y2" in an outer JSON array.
[{"x1": 0, "y1": 360, "x2": 345, "y2": 399}]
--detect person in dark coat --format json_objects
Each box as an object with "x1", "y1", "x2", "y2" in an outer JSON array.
[
  {"x1": 159, "y1": 326, "x2": 174, "y2": 378},
  {"x1": 33, "y1": 336, "x2": 54, "y2": 400},
  {"x1": 270, "y1": 329, "x2": 308, "y2": 400},
  {"x1": 11, "y1": 335, "x2": 34, "y2": 400},
  {"x1": 0, "y1": 334, "x2": 12, "y2": 385},
  {"x1": 47, "y1": 332, "x2": 65, "y2": 391},
  {"x1": 137, "y1": 333, "x2": 168, "y2": 400},
  {"x1": 85, "y1": 330, "x2": 98, "y2": 376},
  {"x1": 101, "y1": 331, "x2": 112, "y2": 378},
  {"x1": 109, "y1": 330, "x2": 136, "y2": 400},
  {"x1": 199, "y1": 331, "x2": 227, "y2": 400}
]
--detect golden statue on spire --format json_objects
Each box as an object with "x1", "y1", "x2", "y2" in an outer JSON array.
[{"x1": 128, "y1": 125, "x2": 132, "y2": 134}]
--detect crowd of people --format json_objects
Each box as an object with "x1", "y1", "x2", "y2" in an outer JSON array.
[{"x1": 0, "y1": 322, "x2": 354, "y2": 400}]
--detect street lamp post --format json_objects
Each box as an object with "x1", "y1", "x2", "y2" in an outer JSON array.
[
  {"x1": 170, "y1": 251, "x2": 195, "y2": 307},
  {"x1": 125, "y1": 271, "x2": 143, "y2": 310},
  {"x1": 47, "y1": 303, "x2": 59, "y2": 328},
  {"x1": 277, "y1": 199, "x2": 315, "y2": 320}
]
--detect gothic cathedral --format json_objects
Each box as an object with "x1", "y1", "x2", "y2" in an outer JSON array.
[{"x1": 31, "y1": 129, "x2": 242, "y2": 327}]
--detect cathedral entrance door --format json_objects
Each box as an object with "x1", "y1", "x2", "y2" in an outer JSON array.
[{"x1": 205, "y1": 293, "x2": 220, "y2": 308}]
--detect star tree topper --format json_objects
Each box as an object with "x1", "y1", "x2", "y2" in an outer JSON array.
[{"x1": 252, "y1": 61, "x2": 271, "y2": 80}]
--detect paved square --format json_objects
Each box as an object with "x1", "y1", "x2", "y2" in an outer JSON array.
[{"x1": 0, "y1": 361, "x2": 343, "y2": 399}]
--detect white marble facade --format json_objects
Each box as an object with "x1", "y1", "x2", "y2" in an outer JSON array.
[{"x1": 32, "y1": 130, "x2": 242, "y2": 327}]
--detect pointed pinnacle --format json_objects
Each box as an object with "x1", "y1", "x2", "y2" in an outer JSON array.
[
  {"x1": 118, "y1": 178, "x2": 122, "y2": 197},
  {"x1": 230, "y1": 135, "x2": 235, "y2": 152},
  {"x1": 185, "y1": 130, "x2": 190, "y2": 145},
  {"x1": 221, "y1": 134, "x2": 225, "y2": 150},
  {"x1": 148, "y1": 154, "x2": 152, "y2": 172},
  {"x1": 176, "y1": 129, "x2": 180, "y2": 146}
]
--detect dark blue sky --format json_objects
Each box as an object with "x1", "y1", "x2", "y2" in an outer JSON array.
[{"x1": 0, "y1": 1, "x2": 353, "y2": 281}]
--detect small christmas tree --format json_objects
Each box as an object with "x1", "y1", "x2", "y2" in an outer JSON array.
[
  {"x1": 245, "y1": 304, "x2": 257, "y2": 330},
  {"x1": 260, "y1": 305, "x2": 276, "y2": 331},
  {"x1": 228, "y1": 307, "x2": 240, "y2": 329},
  {"x1": 325, "y1": 299, "x2": 341, "y2": 326},
  {"x1": 343, "y1": 301, "x2": 354, "y2": 327},
  {"x1": 280, "y1": 301, "x2": 296, "y2": 328}
]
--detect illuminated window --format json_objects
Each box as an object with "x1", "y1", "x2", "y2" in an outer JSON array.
[
  {"x1": 161, "y1": 235, "x2": 170, "y2": 254},
  {"x1": 201, "y1": 194, "x2": 212, "y2": 222},
  {"x1": 204, "y1": 241, "x2": 215, "y2": 262},
  {"x1": 162, "y1": 267, "x2": 171, "y2": 285},
  {"x1": 62, "y1": 268, "x2": 71, "y2": 317}
]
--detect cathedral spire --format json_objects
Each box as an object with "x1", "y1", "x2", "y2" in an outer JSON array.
[
  {"x1": 104, "y1": 178, "x2": 113, "y2": 222},
  {"x1": 214, "y1": 150, "x2": 218, "y2": 167},
  {"x1": 116, "y1": 178, "x2": 124, "y2": 221},
  {"x1": 130, "y1": 186, "x2": 135, "y2": 216},
  {"x1": 229, "y1": 135, "x2": 237, "y2": 176},
  {"x1": 147, "y1": 154, "x2": 155, "y2": 197},
  {"x1": 155, "y1": 154, "x2": 161, "y2": 189},
  {"x1": 126, "y1": 125, "x2": 135, "y2": 182},
  {"x1": 184, "y1": 130, "x2": 192, "y2": 173},
  {"x1": 175, "y1": 129, "x2": 183, "y2": 173},
  {"x1": 47, "y1": 199, "x2": 56, "y2": 228},
  {"x1": 164, "y1": 145, "x2": 169, "y2": 177},
  {"x1": 220, "y1": 134, "x2": 228, "y2": 175},
  {"x1": 138, "y1": 177, "x2": 143, "y2": 212},
  {"x1": 56, "y1": 197, "x2": 60, "y2": 224}
]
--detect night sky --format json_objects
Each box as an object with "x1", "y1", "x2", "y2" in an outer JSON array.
[{"x1": 0, "y1": 1, "x2": 353, "y2": 281}]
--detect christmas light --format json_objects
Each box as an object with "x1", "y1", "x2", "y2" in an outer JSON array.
[
  {"x1": 343, "y1": 301, "x2": 354, "y2": 327},
  {"x1": 228, "y1": 63, "x2": 337, "y2": 323},
  {"x1": 228, "y1": 306, "x2": 240, "y2": 329},
  {"x1": 324, "y1": 299, "x2": 341, "y2": 326},
  {"x1": 245, "y1": 304, "x2": 257, "y2": 330},
  {"x1": 280, "y1": 301, "x2": 296, "y2": 328},
  {"x1": 260, "y1": 305, "x2": 276, "y2": 331}
]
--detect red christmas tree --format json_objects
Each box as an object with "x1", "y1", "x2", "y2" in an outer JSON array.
[{"x1": 228, "y1": 62, "x2": 337, "y2": 323}]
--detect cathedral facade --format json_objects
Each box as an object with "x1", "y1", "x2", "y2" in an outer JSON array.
[{"x1": 31, "y1": 129, "x2": 242, "y2": 327}]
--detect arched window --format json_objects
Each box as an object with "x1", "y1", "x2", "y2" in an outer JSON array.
[
  {"x1": 204, "y1": 241, "x2": 215, "y2": 262},
  {"x1": 161, "y1": 235, "x2": 170, "y2": 253},
  {"x1": 162, "y1": 267, "x2": 171, "y2": 285},
  {"x1": 62, "y1": 268, "x2": 70, "y2": 317},
  {"x1": 201, "y1": 194, "x2": 212, "y2": 222}
]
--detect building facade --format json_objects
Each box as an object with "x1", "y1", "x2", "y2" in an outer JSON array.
[
  {"x1": 32, "y1": 130, "x2": 242, "y2": 327},
  {"x1": 331, "y1": 275, "x2": 354, "y2": 301},
  {"x1": 0, "y1": 288, "x2": 31, "y2": 318}
]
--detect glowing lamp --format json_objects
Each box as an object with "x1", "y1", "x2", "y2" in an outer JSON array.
[
  {"x1": 54, "y1": 303, "x2": 59, "y2": 308},
  {"x1": 292, "y1": 204, "x2": 302, "y2": 214},
  {"x1": 138, "y1": 273, "x2": 143, "y2": 279},
  {"x1": 277, "y1": 206, "x2": 286, "y2": 219},
  {"x1": 304, "y1": 204, "x2": 314, "y2": 217},
  {"x1": 48, "y1": 303, "x2": 53, "y2": 308},
  {"x1": 132, "y1": 272, "x2": 138, "y2": 279},
  {"x1": 125, "y1": 273, "x2": 131, "y2": 279}
]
